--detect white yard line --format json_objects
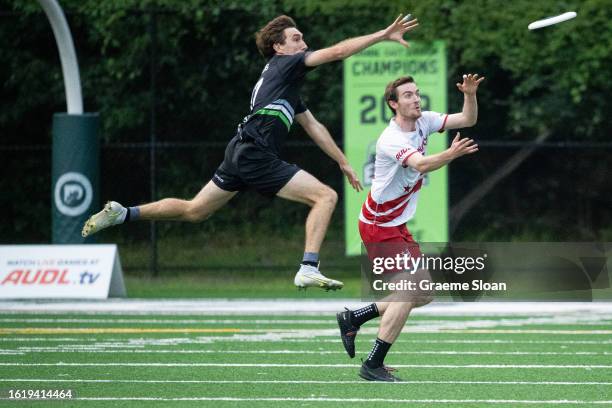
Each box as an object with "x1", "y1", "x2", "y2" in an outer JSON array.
[
  {"x1": 2, "y1": 348, "x2": 611, "y2": 356},
  {"x1": 2, "y1": 362, "x2": 612, "y2": 368},
  {"x1": 0, "y1": 337, "x2": 610, "y2": 345},
  {"x1": 14, "y1": 397, "x2": 611, "y2": 404},
  {"x1": 1, "y1": 300, "x2": 612, "y2": 316},
  {"x1": 1, "y1": 316, "x2": 611, "y2": 328},
  {"x1": 2, "y1": 327, "x2": 611, "y2": 335},
  {"x1": 2, "y1": 378, "x2": 612, "y2": 386}
]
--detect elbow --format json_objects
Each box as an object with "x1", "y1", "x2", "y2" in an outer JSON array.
[
  {"x1": 465, "y1": 114, "x2": 478, "y2": 127},
  {"x1": 414, "y1": 162, "x2": 428, "y2": 174},
  {"x1": 330, "y1": 46, "x2": 347, "y2": 61}
]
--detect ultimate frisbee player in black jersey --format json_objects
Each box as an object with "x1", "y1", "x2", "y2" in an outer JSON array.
[{"x1": 82, "y1": 14, "x2": 419, "y2": 290}]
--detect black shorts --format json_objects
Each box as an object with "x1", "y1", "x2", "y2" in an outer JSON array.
[{"x1": 212, "y1": 135, "x2": 301, "y2": 196}]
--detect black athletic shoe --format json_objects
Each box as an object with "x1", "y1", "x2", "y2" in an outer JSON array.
[
  {"x1": 359, "y1": 362, "x2": 403, "y2": 382},
  {"x1": 336, "y1": 308, "x2": 359, "y2": 358}
]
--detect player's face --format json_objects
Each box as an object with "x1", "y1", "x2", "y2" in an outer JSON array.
[
  {"x1": 393, "y1": 82, "x2": 422, "y2": 120},
  {"x1": 274, "y1": 27, "x2": 308, "y2": 55}
]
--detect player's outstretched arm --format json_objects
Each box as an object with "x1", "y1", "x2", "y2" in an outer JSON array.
[
  {"x1": 304, "y1": 14, "x2": 418, "y2": 67},
  {"x1": 405, "y1": 132, "x2": 478, "y2": 173},
  {"x1": 295, "y1": 110, "x2": 363, "y2": 192},
  {"x1": 443, "y1": 74, "x2": 485, "y2": 130}
]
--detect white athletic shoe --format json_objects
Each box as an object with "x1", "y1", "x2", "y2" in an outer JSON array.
[
  {"x1": 81, "y1": 201, "x2": 127, "y2": 237},
  {"x1": 294, "y1": 264, "x2": 344, "y2": 291}
]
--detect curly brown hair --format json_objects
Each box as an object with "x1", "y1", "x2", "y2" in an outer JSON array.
[
  {"x1": 384, "y1": 76, "x2": 415, "y2": 115},
  {"x1": 255, "y1": 15, "x2": 297, "y2": 58}
]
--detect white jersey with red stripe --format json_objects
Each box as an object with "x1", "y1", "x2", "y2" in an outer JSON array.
[{"x1": 359, "y1": 111, "x2": 447, "y2": 227}]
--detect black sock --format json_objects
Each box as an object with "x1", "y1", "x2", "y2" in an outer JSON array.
[
  {"x1": 350, "y1": 303, "x2": 379, "y2": 327},
  {"x1": 301, "y1": 261, "x2": 318, "y2": 267},
  {"x1": 365, "y1": 338, "x2": 392, "y2": 369}
]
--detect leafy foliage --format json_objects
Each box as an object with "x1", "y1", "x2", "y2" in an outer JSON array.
[{"x1": 1, "y1": 0, "x2": 611, "y2": 243}]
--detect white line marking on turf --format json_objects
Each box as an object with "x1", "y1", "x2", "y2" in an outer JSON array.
[
  {"x1": 279, "y1": 338, "x2": 612, "y2": 345},
  {"x1": 3, "y1": 379, "x2": 612, "y2": 386},
  {"x1": 3, "y1": 348, "x2": 611, "y2": 356},
  {"x1": 0, "y1": 335, "x2": 612, "y2": 345},
  {"x1": 2, "y1": 300, "x2": 612, "y2": 315},
  {"x1": 3, "y1": 316, "x2": 612, "y2": 330},
  {"x1": 0, "y1": 318, "x2": 338, "y2": 325},
  {"x1": 3, "y1": 327, "x2": 612, "y2": 335},
  {"x1": 2, "y1": 316, "x2": 611, "y2": 325},
  {"x1": 11, "y1": 397, "x2": 611, "y2": 404},
  {"x1": 2, "y1": 363, "x2": 612, "y2": 369},
  {"x1": 1, "y1": 337, "x2": 610, "y2": 345}
]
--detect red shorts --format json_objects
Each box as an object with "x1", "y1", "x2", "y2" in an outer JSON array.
[{"x1": 358, "y1": 221, "x2": 422, "y2": 272}]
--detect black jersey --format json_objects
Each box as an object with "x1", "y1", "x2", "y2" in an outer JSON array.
[{"x1": 238, "y1": 51, "x2": 314, "y2": 154}]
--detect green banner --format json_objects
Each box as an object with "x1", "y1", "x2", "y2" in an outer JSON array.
[
  {"x1": 52, "y1": 113, "x2": 100, "y2": 244},
  {"x1": 343, "y1": 41, "x2": 448, "y2": 256}
]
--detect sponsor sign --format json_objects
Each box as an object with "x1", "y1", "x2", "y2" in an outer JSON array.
[{"x1": 0, "y1": 245, "x2": 126, "y2": 299}]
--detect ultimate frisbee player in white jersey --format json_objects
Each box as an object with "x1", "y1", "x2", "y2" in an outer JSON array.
[{"x1": 337, "y1": 74, "x2": 484, "y2": 381}]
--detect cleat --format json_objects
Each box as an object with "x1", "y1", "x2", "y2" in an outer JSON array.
[
  {"x1": 81, "y1": 201, "x2": 127, "y2": 237},
  {"x1": 294, "y1": 264, "x2": 343, "y2": 291},
  {"x1": 359, "y1": 362, "x2": 403, "y2": 382},
  {"x1": 337, "y1": 307, "x2": 359, "y2": 358}
]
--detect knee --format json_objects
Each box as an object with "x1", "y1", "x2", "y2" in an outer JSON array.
[
  {"x1": 316, "y1": 186, "x2": 338, "y2": 207},
  {"x1": 414, "y1": 291, "x2": 434, "y2": 308}
]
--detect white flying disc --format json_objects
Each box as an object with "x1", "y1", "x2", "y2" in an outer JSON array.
[
  {"x1": 528, "y1": 11, "x2": 577, "y2": 30},
  {"x1": 401, "y1": 13, "x2": 413, "y2": 23}
]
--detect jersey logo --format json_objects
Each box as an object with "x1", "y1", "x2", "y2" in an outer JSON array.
[{"x1": 395, "y1": 148, "x2": 408, "y2": 161}]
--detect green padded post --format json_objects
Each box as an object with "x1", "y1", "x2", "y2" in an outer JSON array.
[{"x1": 51, "y1": 113, "x2": 99, "y2": 244}]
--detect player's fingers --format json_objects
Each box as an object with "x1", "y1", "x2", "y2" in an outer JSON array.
[
  {"x1": 402, "y1": 19, "x2": 418, "y2": 28},
  {"x1": 476, "y1": 77, "x2": 485, "y2": 83},
  {"x1": 462, "y1": 139, "x2": 475, "y2": 148},
  {"x1": 404, "y1": 21, "x2": 419, "y2": 31},
  {"x1": 353, "y1": 177, "x2": 362, "y2": 191},
  {"x1": 392, "y1": 14, "x2": 402, "y2": 26}
]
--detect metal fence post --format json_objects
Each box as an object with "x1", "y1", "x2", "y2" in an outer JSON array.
[{"x1": 149, "y1": 10, "x2": 158, "y2": 277}]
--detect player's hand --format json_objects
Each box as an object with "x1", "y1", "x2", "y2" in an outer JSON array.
[
  {"x1": 456, "y1": 73, "x2": 485, "y2": 95},
  {"x1": 449, "y1": 132, "x2": 479, "y2": 158},
  {"x1": 340, "y1": 163, "x2": 363, "y2": 192},
  {"x1": 382, "y1": 13, "x2": 419, "y2": 48}
]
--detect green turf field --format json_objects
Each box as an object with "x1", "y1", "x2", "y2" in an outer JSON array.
[{"x1": 0, "y1": 305, "x2": 611, "y2": 407}]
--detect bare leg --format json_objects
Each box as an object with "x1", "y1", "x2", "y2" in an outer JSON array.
[
  {"x1": 376, "y1": 301, "x2": 414, "y2": 343},
  {"x1": 374, "y1": 269, "x2": 433, "y2": 341},
  {"x1": 138, "y1": 180, "x2": 237, "y2": 222},
  {"x1": 277, "y1": 170, "x2": 338, "y2": 253}
]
